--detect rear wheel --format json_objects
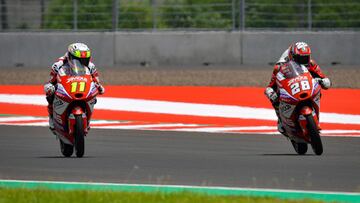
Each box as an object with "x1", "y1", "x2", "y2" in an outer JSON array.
[
  {"x1": 306, "y1": 115, "x2": 323, "y2": 155},
  {"x1": 60, "y1": 140, "x2": 73, "y2": 157},
  {"x1": 74, "y1": 115, "x2": 85, "y2": 158},
  {"x1": 291, "y1": 140, "x2": 308, "y2": 155}
]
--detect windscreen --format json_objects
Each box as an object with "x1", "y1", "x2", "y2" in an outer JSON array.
[
  {"x1": 281, "y1": 61, "x2": 306, "y2": 79},
  {"x1": 58, "y1": 59, "x2": 89, "y2": 76},
  {"x1": 69, "y1": 59, "x2": 88, "y2": 76}
]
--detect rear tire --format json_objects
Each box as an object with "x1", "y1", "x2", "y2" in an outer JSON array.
[
  {"x1": 74, "y1": 115, "x2": 85, "y2": 158},
  {"x1": 60, "y1": 140, "x2": 73, "y2": 157},
  {"x1": 306, "y1": 115, "x2": 323, "y2": 155},
  {"x1": 291, "y1": 140, "x2": 308, "y2": 155}
]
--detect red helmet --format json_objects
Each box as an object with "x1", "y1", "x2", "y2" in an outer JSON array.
[{"x1": 289, "y1": 42, "x2": 311, "y2": 65}]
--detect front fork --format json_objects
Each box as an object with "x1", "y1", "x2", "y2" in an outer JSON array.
[
  {"x1": 298, "y1": 106, "x2": 319, "y2": 140},
  {"x1": 68, "y1": 106, "x2": 88, "y2": 137}
]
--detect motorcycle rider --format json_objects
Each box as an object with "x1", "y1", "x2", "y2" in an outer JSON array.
[
  {"x1": 264, "y1": 42, "x2": 331, "y2": 134},
  {"x1": 44, "y1": 43, "x2": 105, "y2": 129}
]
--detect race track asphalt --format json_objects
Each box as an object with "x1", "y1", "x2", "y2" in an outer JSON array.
[{"x1": 0, "y1": 125, "x2": 359, "y2": 192}]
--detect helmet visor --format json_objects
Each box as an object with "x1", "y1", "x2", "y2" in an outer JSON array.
[
  {"x1": 68, "y1": 52, "x2": 90, "y2": 66},
  {"x1": 294, "y1": 55, "x2": 310, "y2": 65}
]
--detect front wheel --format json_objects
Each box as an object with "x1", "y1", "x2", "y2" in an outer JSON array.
[
  {"x1": 74, "y1": 115, "x2": 85, "y2": 158},
  {"x1": 306, "y1": 115, "x2": 323, "y2": 155}
]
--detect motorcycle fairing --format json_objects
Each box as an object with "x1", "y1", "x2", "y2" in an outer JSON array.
[
  {"x1": 279, "y1": 101, "x2": 296, "y2": 119},
  {"x1": 55, "y1": 83, "x2": 73, "y2": 101},
  {"x1": 86, "y1": 82, "x2": 98, "y2": 99},
  {"x1": 53, "y1": 96, "x2": 69, "y2": 115},
  {"x1": 277, "y1": 61, "x2": 322, "y2": 143},
  {"x1": 51, "y1": 62, "x2": 98, "y2": 145},
  {"x1": 279, "y1": 87, "x2": 298, "y2": 104}
]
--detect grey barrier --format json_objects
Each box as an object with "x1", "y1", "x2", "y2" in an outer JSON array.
[
  {"x1": 0, "y1": 31, "x2": 359, "y2": 69},
  {"x1": 0, "y1": 32, "x2": 115, "y2": 69}
]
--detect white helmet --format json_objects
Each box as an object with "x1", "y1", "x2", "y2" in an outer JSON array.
[{"x1": 66, "y1": 43, "x2": 91, "y2": 66}]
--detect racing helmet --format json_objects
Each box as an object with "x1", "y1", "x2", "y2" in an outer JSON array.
[
  {"x1": 66, "y1": 43, "x2": 91, "y2": 66},
  {"x1": 289, "y1": 42, "x2": 311, "y2": 66}
]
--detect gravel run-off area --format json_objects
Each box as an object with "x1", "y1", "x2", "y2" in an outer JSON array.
[{"x1": 0, "y1": 66, "x2": 359, "y2": 88}]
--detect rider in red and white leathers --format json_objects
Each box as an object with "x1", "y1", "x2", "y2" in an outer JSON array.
[
  {"x1": 44, "y1": 43, "x2": 105, "y2": 129},
  {"x1": 264, "y1": 42, "x2": 331, "y2": 133}
]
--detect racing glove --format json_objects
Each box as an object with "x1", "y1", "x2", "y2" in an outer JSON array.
[
  {"x1": 44, "y1": 83, "x2": 55, "y2": 97},
  {"x1": 315, "y1": 78, "x2": 331, "y2": 90},
  {"x1": 97, "y1": 84, "x2": 105, "y2": 95},
  {"x1": 265, "y1": 87, "x2": 278, "y2": 103}
]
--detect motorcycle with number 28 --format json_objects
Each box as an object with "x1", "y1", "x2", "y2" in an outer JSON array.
[
  {"x1": 276, "y1": 61, "x2": 324, "y2": 155},
  {"x1": 50, "y1": 58, "x2": 99, "y2": 158}
]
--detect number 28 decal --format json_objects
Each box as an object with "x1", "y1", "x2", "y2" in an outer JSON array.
[
  {"x1": 71, "y1": 82, "x2": 86, "y2": 93},
  {"x1": 290, "y1": 81, "x2": 310, "y2": 95}
]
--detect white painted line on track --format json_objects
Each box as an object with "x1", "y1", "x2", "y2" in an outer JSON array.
[
  {"x1": 321, "y1": 130, "x2": 360, "y2": 134},
  {"x1": 90, "y1": 120, "x2": 126, "y2": 124},
  {"x1": 0, "y1": 116, "x2": 46, "y2": 122},
  {"x1": 0, "y1": 94, "x2": 47, "y2": 105},
  {"x1": 0, "y1": 120, "x2": 359, "y2": 137},
  {"x1": 174, "y1": 126, "x2": 277, "y2": 132},
  {"x1": 1, "y1": 94, "x2": 360, "y2": 124},
  {"x1": 0, "y1": 121, "x2": 49, "y2": 126},
  {"x1": 95, "y1": 123, "x2": 201, "y2": 129}
]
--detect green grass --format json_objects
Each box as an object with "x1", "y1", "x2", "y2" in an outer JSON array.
[{"x1": 0, "y1": 187, "x2": 325, "y2": 203}]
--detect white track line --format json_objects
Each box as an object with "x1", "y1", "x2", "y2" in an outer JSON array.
[
  {"x1": 90, "y1": 120, "x2": 125, "y2": 124},
  {"x1": 174, "y1": 126, "x2": 277, "y2": 132},
  {"x1": 0, "y1": 94, "x2": 360, "y2": 125},
  {"x1": 321, "y1": 130, "x2": 360, "y2": 134},
  {"x1": 0, "y1": 121, "x2": 49, "y2": 126},
  {"x1": 0, "y1": 120, "x2": 359, "y2": 137},
  {"x1": 95, "y1": 123, "x2": 201, "y2": 129},
  {"x1": 0, "y1": 116, "x2": 46, "y2": 122}
]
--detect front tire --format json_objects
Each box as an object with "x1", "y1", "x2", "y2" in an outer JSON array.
[
  {"x1": 60, "y1": 140, "x2": 73, "y2": 157},
  {"x1": 306, "y1": 115, "x2": 323, "y2": 155},
  {"x1": 74, "y1": 115, "x2": 85, "y2": 158},
  {"x1": 291, "y1": 140, "x2": 308, "y2": 155}
]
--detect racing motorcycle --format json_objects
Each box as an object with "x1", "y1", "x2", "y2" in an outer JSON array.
[
  {"x1": 276, "y1": 61, "x2": 323, "y2": 155},
  {"x1": 51, "y1": 59, "x2": 99, "y2": 158}
]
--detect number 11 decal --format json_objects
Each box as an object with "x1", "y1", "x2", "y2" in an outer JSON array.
[{"x1": 71, "y1": 82, "x2": 86, "y2": 93}]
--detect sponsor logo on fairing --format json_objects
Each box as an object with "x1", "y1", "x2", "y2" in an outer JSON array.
[
  {"x1": 288, "y1": 76, "x2": 308, "y2": 86},
  {"x1": 66, "y1": 77, "x2": 87, "y2": 83}
]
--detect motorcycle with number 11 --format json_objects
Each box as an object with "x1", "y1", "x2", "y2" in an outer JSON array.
[{"x1": 51, "y1": 58, "x2": 99, "y2": 158}]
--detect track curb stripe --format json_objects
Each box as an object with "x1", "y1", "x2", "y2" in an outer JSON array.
[
  {"x1": 0, "y1": 116, "x2": 360, "y2": 137},
  {"x1": 0, "y1": 180, "x2": 359, "y2": 203}
]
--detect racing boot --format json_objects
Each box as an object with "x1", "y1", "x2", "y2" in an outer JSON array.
[
  {"x1": 47, "y1": 104, "x2": 55, "y2": 130},
  {"x1": 273, "y1": 101, "x2": 286, "y2": 136},
  {"x1": 49, "y1": 116, "x2": 54, "y2": 130},
  {"x1": 277, "y1": 119, "x2": 285, "y2": 134}
]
